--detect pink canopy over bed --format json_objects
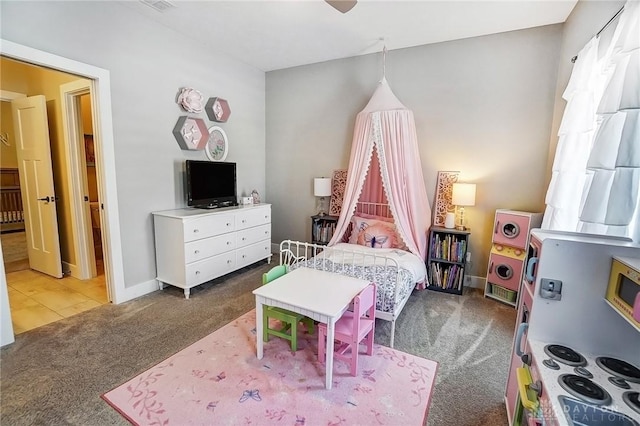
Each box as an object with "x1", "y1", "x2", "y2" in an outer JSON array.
[{"x1": 328, "y1": 78, "x2": 432, "y2": 259}]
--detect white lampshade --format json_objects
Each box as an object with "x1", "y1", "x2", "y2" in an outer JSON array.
[
  {"x1": 452, "y1": 183, "x2": 476, "y2": 207},
  {"x1": 313, "y1": 178, "x2": 332, "y2": 197}
]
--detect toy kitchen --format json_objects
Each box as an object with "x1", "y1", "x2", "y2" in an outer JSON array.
[{"x1": 504, "y1": 229, "x2": 640, "y2": 426}]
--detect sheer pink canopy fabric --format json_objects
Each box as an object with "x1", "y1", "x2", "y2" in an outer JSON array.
[{"x1": 328, "y1": 78, "x2": 432, "y2": 259}]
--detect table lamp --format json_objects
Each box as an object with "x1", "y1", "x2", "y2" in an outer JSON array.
[
  {"x1": 314, "y1": 177, "x2": 332, "y2": 216},
  {"x1": 452, "y1": 183, "x2": 476, "y2": 230}
]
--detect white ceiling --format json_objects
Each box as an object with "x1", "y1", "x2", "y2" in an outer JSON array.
[{"x1": 119, "y1": 0, "x2": 578, "y2": 72}]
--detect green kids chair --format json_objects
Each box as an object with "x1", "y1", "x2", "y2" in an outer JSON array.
[{"x1": 262, "y1": 265, "x2": 314, "y2": 351}]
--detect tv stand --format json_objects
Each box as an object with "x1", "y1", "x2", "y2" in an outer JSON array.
[{"x1": 152, "y1": 204, "x2": 272, "y2": 298}]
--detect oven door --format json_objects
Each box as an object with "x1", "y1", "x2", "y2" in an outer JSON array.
[
  {"x1": 505, "y1": 293, "x2": 531, "y2": 425},
  {"x1": 515, "y1": 365, "x2": 543, "y2": 426}
]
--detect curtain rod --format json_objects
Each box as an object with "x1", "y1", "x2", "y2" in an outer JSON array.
[{"x1": 571, "y1": 5, "x2": 625, "y2": 63}]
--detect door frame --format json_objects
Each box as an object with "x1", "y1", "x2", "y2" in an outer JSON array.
[
  {"x1": 0, "y1": 39, "x2": 125, "y2": 306},
  {"x1": 0, "y1": 90, "x2": 25, "y2": 347},
  {"x1": 60, "y1": 81, "x2": 97, "y2": 281}
]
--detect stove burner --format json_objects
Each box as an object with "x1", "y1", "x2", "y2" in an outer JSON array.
[
  {"x1": 544, "y1": 344, "x2": 586, "y2": 367},
  {"x1": 596, "y1": 357, "x2": 640, "y2": 383},
  {"x1": 558, "y1": 374, "x2": 612, "y2": 406},
  {"x1": 574, "y1": 366, "x2": 592, "y2": 378},
  {"x1": 608, "y1": 376, "x2": 631, "y2": 389},
  {"x1": 623, "y1": 391, "x2": 640, "y2": 415},
  {"x1": 543, "y1": 358, "x2": 560, "y2": 370}
]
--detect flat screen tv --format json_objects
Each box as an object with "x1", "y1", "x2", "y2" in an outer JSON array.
[{"x1": 186, "y1": 160, "x2": 237, "y2": 209}]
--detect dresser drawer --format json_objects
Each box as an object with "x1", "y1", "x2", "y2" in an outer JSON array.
[
  {"x1": 184, "y1": 214, "x2": 235, "y2": 242},
  {"x1": 236, "y1": 224, "x2": 271, "y2": 248},
  {"x1": 236, "y1": 206, "x2": 271, "y2": 231},
  {"x1": 237, "y1": 241, "x2": 271, "y2": 268},
  {"x1": 185, "y1": 252, "x2": 237, "y2": 286},
  {"x1": 184, "y1": 233, "x2": 236, "y2": 263}
]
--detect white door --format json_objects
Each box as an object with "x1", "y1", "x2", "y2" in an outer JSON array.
[{"x1": 11, "y1": 95, "x2": 63, "y2": 278}]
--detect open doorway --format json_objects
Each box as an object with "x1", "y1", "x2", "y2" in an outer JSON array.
[
  {"x1": 1, "y1": 39, "x2": 125, "y2": 347},
  {"x1": 0, "y1": 58, "x2": 108, "y2": 333}
]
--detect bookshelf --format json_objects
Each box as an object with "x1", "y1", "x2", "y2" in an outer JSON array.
[
  {"x1": 311, "y1": 215, "x2": 338, "y2": 245},
  {"x1": 426, "y1": 226, "x2": 470, "y2": 295}
]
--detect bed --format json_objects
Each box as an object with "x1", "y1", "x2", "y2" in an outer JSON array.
[{"x1": 279, "y1": 238, "x2": 426, "y2": 348}]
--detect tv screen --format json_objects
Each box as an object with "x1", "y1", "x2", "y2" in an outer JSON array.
[{"x1": 186, "y1": 160, "x2": 237, "y2": 209}]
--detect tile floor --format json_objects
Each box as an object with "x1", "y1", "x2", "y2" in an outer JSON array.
[{"x1": 6, "y1": 265, "x2": 108, "y2": 334}]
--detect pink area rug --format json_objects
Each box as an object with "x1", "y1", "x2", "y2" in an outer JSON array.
[{"x1": 102, "y1": 310, "x2": 438, "y2": 425}]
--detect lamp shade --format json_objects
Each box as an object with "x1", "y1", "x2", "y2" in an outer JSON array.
[
  {"x1": 452, "y1": 183, "x2": 476, "y2": 206},
  {"x1": 314, "y1": 178, "x2": 332, "y2": 197}
]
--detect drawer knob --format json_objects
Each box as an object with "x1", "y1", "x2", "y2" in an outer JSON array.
[
  {"x1": 195, "y1": 271, "x2": 200, "y2": 275},
  {"x1": 265, "y1": 231, "x2": 268, "y2": 234},
  {"x1": 193, "y1": 229, "x2": 199, "y2": 233},
  {"x1": 242, "y1": 237, "x2": 246, "y2": 241},
  {"x1": 227, "y1": 260, "x2": 232, "y2": 264},
  {"x1": 195, "y1": 250, "x2": 200, "y2": 254},
  {"x1": 242, "y1": 219, "x2": 246, "y2": 223},
  {"x1": 242, "y1": 255, "x2": 246, "y2": 258},
  {"x1": 226, "y1": 223, "x2": 231, "y2": 226},
  {"x1": 227, "y1": 241, "x2": 231, "y2": 245}
]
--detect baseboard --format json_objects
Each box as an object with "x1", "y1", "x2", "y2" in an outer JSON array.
[{"x1": 465, "y1": 275, "x2": 486, "y2": 290}]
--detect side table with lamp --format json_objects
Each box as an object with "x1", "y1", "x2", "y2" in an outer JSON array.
[
  {"x1": 426, "y1": 182, "x2": 476, "y2": 295},
  {"x1": 311, "y1": 177, "x2": 336, "y2": 245}
]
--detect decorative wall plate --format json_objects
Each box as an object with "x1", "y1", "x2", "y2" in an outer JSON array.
[
  {"x1": 172, "y1": 116, "x2": 209, "y2": 150},
  {"x1": 205, "y1": 126, "x2": 229, "y2": 161},
  {"x1": 177, "y1": 87, "x2": 204, "y2": 113},
  {"x1": 205, "y1": 97, "x2": 231, "y2": 123}
]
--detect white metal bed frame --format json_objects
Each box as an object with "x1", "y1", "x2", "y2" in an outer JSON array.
[{"x1": 279, "y1": 239, "x2": 414, "y2": 348}]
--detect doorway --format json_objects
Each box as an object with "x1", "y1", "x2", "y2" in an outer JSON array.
[
  {"x1": 1, "y1": 39, "x2": 126, "y2": 346},
  {"x1": 0, "y1": 59, "x2": 108, "y2": 333}
]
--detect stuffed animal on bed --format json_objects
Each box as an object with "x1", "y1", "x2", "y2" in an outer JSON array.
[{"x1": 355, "y1": 221, "x2": 399, "y2": 249}]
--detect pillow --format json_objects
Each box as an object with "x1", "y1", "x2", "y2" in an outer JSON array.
[{"x1": 349, "y1": 216, "x2": 403, "y2": 249}]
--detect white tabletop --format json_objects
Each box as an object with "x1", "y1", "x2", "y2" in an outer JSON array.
[
  {"x1": 253, "y1": 267, "x2": 370, "y2": 318},
  {"x1": 253, "y1": 267, "x2": 371, "y2": 389}
]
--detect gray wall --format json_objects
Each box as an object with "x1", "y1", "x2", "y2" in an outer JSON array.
[
  {"x1": 0, "y1": 1, "x2": 265, "y2": 289},
  {"x1": 266, "y1": 25, "x2": 563, "y2": 278}
]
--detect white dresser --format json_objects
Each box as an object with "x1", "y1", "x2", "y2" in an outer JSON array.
[{"x1": 152, "y1": 204, "x2": 272, "y2": 298}]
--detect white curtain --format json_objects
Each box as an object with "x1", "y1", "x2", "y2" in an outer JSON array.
[{"x1": 543, "y1": 0, "x2": 640, "y2": 242}]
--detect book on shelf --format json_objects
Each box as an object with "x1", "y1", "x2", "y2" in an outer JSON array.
[
  {"x1": 431, "y1": 233, "x2": 466, "y2": 262},
  {"x1": 313, "y1": 221, "x2": 336, "y2": 243},
  {"x1": 428, "y1": 262, "x2": 463, "y2": 291}
]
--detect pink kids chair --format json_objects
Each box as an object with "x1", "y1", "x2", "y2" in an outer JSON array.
[{"x1": 318, "y1": 283, "x2": 376, "y2": 376}]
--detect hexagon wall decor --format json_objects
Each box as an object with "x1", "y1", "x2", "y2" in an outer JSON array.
[
  {"x1": 205, "y1": 97, "x2": 231, "y2": 123},
  {"x1": 172, "y1": 116, "x2": 209, "y2": 150}
]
